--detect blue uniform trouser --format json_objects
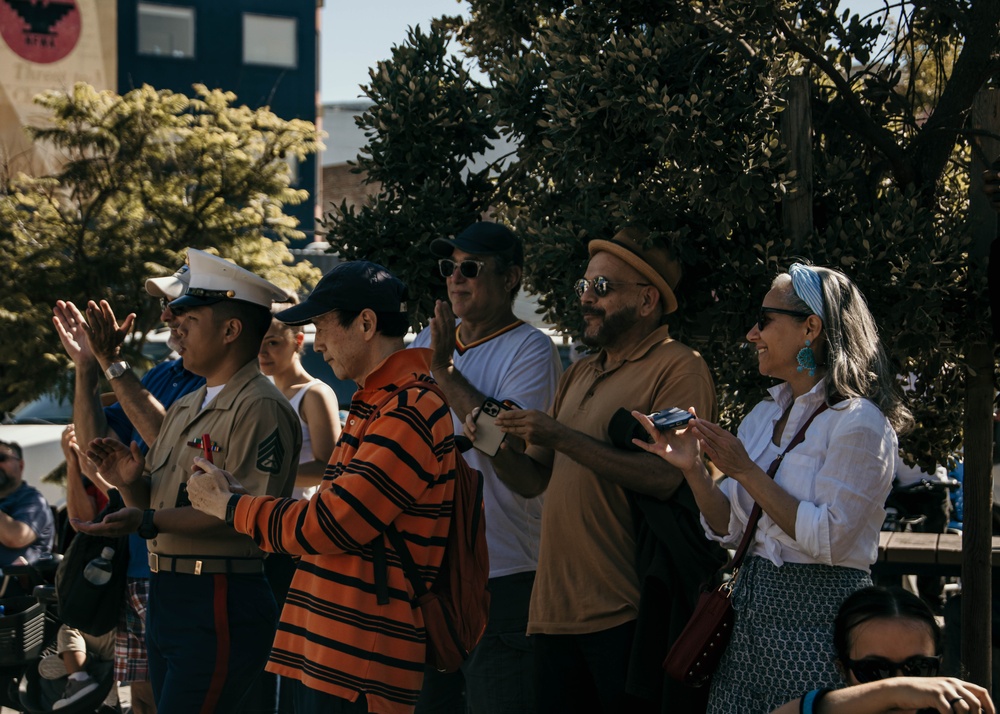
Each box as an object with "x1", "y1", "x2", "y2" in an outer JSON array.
[{"x1": 147, "y1": 570, "x2": 278, "y2": 714}]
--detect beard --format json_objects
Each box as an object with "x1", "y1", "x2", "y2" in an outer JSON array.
[{"x1": 580, "y1": 302, "x2": 641, "y2": 348}]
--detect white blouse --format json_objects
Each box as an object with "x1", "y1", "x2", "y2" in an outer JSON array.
[{"x1": 704, "y1": 380, "x2": 897, "y2": 572}]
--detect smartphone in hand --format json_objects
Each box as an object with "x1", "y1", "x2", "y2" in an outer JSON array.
[{"x1": 472, "y1": 397, "x2": 512, "y2": 457}]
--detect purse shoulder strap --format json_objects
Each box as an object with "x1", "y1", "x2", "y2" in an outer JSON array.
[{"x1": 724, "y1": 401, "x2": 830, "y2": 571}]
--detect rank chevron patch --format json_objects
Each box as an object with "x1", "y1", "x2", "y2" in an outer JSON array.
[{"x1": 256, "y1": 428, "x2": 285, "y2": 474}]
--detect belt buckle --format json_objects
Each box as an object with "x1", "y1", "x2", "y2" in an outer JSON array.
[
  {"x1": 193, "y1": 560, "x2": 202, "y2": 576},
  {"x1": 149, "y1": 553, "x2": 159, "y2": 573}
]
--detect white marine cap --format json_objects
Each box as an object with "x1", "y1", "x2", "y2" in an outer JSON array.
[
  {"x1": 145, "y1": 264, "x2": 191, "y2": 300},
  {"x1": 168, "y1": 249, "x2": 287, "y2": 310}
]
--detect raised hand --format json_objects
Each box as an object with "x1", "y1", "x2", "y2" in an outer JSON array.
[
  {"x1": 428, "y1": 299, "x2": 458, "y2": 373},
  {"x1": 52, "y1": 300, "x2": 95, "y2": 367},
  {"x1": 83, "y1": 300, "x2": 135, "y2": 367}
]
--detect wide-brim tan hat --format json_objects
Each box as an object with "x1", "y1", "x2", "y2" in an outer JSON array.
[{"x1": 588, "y1": 227, "x2": 681, "y2": 314}]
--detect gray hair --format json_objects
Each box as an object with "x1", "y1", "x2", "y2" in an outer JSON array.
[{"x1": 772, "y1": 268, "x2": 913, "y2": 434}]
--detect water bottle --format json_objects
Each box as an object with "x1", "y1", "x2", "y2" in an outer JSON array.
[{"x1": 83, "y1": 547, "x2": 114, "y2": 587}]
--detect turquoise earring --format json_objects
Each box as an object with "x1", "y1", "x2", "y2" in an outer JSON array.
[{"x1": 796, "y1": 340, "x2": 817, "y2": 377}]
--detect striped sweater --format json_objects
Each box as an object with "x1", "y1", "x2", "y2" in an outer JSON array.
[{"x1": 233, "y1": 348, "x2": 456, "y2": 714}]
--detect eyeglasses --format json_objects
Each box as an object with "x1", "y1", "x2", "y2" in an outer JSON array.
[
  {"x1": 843, "y1": 654, "x2": 941, "y2": 684},
  {"x1": 574, "y1": 276, "x2": 651, "y2": 298},
  {"x1": 159, "y1": 298, "x2": 171, "y2": 312},
  {"x1": 0, "y1": 453, "x2": 19, "y2": 464},
  {"x1": 439, "y1": 258, "x2": 486, "y2": 279},
  {"x1": 756, "y1": 306, "x2": 812, "y2": 331}
]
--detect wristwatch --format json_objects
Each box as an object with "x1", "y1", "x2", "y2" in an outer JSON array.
[
  {"x1": 225, "y1": 494, "x2": 242, "y2": 527},
  {"x1": 137, "y1": 509, "x2": 158, "y2": 540},
  {"x1": 105, "y1": 360, "x2": 130, "y2": 380}
]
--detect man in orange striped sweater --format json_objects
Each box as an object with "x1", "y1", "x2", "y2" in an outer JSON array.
[{"x1": 188, "y1": 261, "x2": 457, "y2": 714}]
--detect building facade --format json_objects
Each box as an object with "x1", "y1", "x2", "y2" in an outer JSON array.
[{"x1": 118, "y1": 0, "x2": 321, "y2": 239}]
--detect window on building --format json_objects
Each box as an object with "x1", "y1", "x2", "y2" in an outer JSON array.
[
  {"x1": 243, "y1": 14, "x2": 297, "y2": 68},
  {"x1": 138, "y1": 3, "x2": 195, "y2": 58}
]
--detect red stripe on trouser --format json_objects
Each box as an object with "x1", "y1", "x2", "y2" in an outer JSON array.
[{"x1": 200, "y1": 574, "x2": 230, "y2": 714}]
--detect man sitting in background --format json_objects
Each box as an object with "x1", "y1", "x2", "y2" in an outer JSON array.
[{"x1": 0, "y1": 440, "x2": 54, "y2": 569}]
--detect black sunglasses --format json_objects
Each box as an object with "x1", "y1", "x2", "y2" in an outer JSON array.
[
  {"x1": 574, "y1": 276, "x2": 651, "y2": 298},
  {"x1": 756, "y1": 306, "x2": 812, "y2": 331},
  {"x1": 843, "y1": 654, "x2": 941, "y2": 684},
  {"x1": 439, "y1": 258, "x2": 486, "y2": 279},
  {"x1": 0, "y1": 453, "x2": 19, "y2": 463}
]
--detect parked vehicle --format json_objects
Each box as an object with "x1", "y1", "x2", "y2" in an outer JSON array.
[{"x1": 0, "y1": 325, "x2": 575, "y2": 511}]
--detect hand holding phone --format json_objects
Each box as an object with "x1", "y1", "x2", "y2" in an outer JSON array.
[
  {"x1": 472, "y1": 398, "x2": 512, "y2": 457},
  {"x1": 648, "y1": 407, "x2": 694, "y2": 431}
]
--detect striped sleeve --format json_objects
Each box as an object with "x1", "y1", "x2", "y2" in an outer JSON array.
[{"x1": 234, "y1": 385, "x2": 453, "y2": 555}]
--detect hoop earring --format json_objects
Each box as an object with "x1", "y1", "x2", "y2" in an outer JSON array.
[{"x1": 796, "y1": 339, "x2": 817, "y2": 377}]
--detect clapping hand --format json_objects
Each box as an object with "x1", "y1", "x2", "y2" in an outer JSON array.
[
  {"x1": 86, "y1": 438, "x2": 145, "y2": 489},
  {"x1": 84, "y1": 300, "x2": 134, "y2": 367}
]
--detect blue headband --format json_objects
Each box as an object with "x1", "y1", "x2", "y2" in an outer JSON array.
[{"x1": 788, "y1": 263, "x2": 824, "y2": 322}]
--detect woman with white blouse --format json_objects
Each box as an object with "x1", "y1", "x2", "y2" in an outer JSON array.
[{"x1": 633, "y1": 263, "x2": 912, "y2": 714}]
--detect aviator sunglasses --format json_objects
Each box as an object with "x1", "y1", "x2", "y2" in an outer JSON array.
[
  {"x1": 439, "y1": 258, "x2": 486, "y2": 279},
  {"x1": 756, "y1": 306, "x2": 812, "y2": 331},
  {"x1": 574, "y1": 276, "x2": 651, "y2": 298},
  {"x1": 843, "y1": 654, "x2": 941, "y2": 684}
]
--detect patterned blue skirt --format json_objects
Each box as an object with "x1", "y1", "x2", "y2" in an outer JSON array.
[{"x1": 706, "y1": 556, "x2": 872, "y2": 714}]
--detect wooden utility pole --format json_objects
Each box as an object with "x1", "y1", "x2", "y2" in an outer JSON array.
[
  {"x1": 963, "y1": 87, "x2": 998, "y2": 688},
  {"x1": 781, "y1": 75, "x2": 814, "y2": 253}
]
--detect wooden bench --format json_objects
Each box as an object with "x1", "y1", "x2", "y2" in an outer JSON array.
[{"x1": 872, "y1": 531, "x2": 1000, "y2": 578}]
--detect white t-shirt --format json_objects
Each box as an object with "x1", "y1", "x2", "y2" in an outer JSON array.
[
  {"x1": 412, "y1": 321, "x2": 562, "y2": 578},
  {"x1": 707, "y1": 379, "x2": 897, "y2": 572}
]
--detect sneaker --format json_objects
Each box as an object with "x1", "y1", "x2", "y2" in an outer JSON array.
[
  {"x1": 53, "y1": 674, "x2": 99, "y2": 710},
  {"x1": 38, "y1": 653, "x2": 67, "y2": 680}
]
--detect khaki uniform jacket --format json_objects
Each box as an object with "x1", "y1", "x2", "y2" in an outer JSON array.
[{"x1": 147, "y1": 359, "x2": 302, "y2": 559}]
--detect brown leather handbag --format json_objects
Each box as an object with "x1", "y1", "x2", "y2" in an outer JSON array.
[{"x1": 663, "y1": 403, "x2": 829, "y2": 686}]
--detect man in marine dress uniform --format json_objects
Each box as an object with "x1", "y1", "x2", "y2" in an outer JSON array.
[{"x1": 76, "y1": 249, "x2": 301, "y2": 714}]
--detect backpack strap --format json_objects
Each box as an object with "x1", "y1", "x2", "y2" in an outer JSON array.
[{"x1": 384, "y1": 525, "x2": 428, "y2": 601}]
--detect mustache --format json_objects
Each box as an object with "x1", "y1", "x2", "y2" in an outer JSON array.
[{"x1": 580, "y1": 306, "x2": 605, "y2": 318}]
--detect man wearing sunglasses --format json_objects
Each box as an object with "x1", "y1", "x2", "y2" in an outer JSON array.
[
  {"x1": 0, "y1": 441, "x2": 54, "y2": 568},
  {"x1": 53, "y1": 262, "x2": 206, "y2": 714},
  {"x1": 480, "y1": 227, "x2": 717, "y2": 714},
  {"x1": 410, "y1": 221, "x2": 562, "y2": 714}
]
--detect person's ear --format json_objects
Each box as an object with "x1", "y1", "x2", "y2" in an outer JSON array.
[
  {"x1": 805, "y1": 314, "x2": 823, "y2": 340},
  {"x1": 637, "y1": 285, "x2": 660, "y2": 318},
  {"x1": 358, "y1": 309, "x2": 378, "y2": 341},
  {"x1": 294, "y1": 332, "x2": 305, "y2": 349},
  {"x1": 222, "y1": 318, "x2": 242, "y2": 344},
  {"x1": 505, "y1": 265, "x2": 522, "y2": 293}
]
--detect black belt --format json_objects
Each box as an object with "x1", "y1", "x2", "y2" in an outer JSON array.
[{"x1": 148, "y1": 553, "x2": 264, "y2": 576}]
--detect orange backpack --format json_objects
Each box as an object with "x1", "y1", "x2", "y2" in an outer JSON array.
[{"x1": 371, "y1": 380, "x2": 490, "y2": 672}]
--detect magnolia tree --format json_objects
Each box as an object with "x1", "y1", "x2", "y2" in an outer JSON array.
[
  {"x1": 324, "y1": 1, "x2": 1000, "y2": 467},
  {"x1": 0, "y1": 83, "x2": 323, "y2": 411}
]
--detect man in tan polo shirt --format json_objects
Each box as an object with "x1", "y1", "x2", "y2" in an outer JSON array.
[{"x1": 473, "y1": 227, "x2": 718, "y2": 714}]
